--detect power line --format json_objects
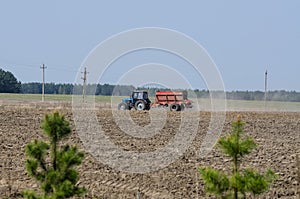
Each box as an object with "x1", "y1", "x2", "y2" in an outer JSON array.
[
  {"x1": 0, "y1": 60, "x2": 81, "y2": 73},
  {"x1": 0, "y1": 62, "x2": 39, "y2": 69}
]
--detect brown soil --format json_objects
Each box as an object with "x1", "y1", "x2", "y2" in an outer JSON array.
[{"x1": 0, "y1": 101, "x2": 299, "y2": 198}]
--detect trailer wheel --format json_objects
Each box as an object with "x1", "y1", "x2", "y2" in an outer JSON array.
[
  {"x1": 118, "y1": 102, "x2": 129, "y2": 110},
  {"x1": 170, "y1": 104, "x2": 180, "y2": 111},
  {"x1": 135, "y1": 100, "x2": 146, "y2": 110}
]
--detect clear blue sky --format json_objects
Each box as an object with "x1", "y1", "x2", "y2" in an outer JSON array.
[{"x1": 0, "y1": 1, "x2": 299, "y2": 91}]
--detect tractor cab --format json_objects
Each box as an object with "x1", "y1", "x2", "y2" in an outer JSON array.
[
  {"x1": 118, "y1": 91, "x2": 151, "y2": 110},
  {"x1": 132, "y1": 91, "x2": 149, "y2": 101}
]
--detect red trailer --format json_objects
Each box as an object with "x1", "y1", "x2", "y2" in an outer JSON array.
[{"x1": 152, "y1": 91, "x2": 193, "y2": 111}]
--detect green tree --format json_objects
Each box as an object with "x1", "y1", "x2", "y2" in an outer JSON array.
[
  {"x1": 0, "y1": 68, "x2": 21, "y2": 93},
  {"x1": 23, "y1": 111, "x2": 86, "y2": 199},
  {"x1": 199, "y1": 115, "x2": 277, "y2": 199}
]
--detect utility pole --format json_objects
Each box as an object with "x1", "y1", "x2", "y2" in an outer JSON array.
[
  {"x1": 264, "y1": 70, "x2": 268, "y2": 108},
  {"x1": 40, "y1": 64, "x2": 47, "y2": 102},
  {"x1": 81, "y1": 67, "x2": 88, "y2": 102}
]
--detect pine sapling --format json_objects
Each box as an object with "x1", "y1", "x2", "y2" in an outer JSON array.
[
  {"x1": 199, "y1": 115, "x2": 277, "y2": 199},
  {"x1": 23, "y1": 111, "x2": 86, "y2": 199}
]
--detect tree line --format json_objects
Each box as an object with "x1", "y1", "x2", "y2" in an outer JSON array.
[
  {"x1": 1, "y1": 68, "x2": 300, "y2": 102},
  {"x1": 193, "y1": 89, "x2": 300, "y2": 102},
  {"x1": 19, "y1": 83, "x2": 300, "y2": 102},
  {"x1": 20, "y1": 83, "x2": 135, "y2": 96}
]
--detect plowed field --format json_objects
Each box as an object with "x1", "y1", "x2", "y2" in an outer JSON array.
[{"x1": 0, "y1": 101, "x2": 299, "y2": 198}]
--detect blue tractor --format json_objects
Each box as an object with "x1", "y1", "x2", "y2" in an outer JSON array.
[{"x1": 118, "y1": 91, "x2": 151, "y2": 110}]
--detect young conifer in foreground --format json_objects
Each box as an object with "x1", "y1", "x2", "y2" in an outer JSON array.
[
  {"x1": 23, "y1": 111, "x2": 86, "y2": 199},
  {"x1": 199, "y1": 115, "x2": 277, "y2": 199}
]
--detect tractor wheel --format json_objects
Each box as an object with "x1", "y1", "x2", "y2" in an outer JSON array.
[
  {"x1": 135, "y1": 100, "x2": 146, "y2": 110},
  {"x1": 118, "y1": 102, "x2": 129, "y2": 110},
  {"x1": 170, "y1": 104, "x2": 180, "y2": 111}
]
